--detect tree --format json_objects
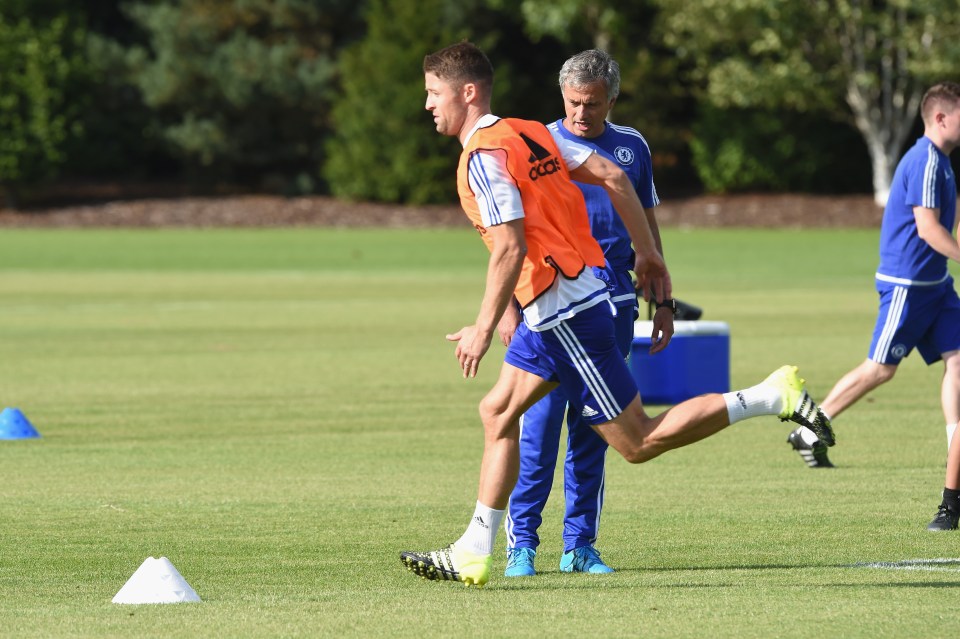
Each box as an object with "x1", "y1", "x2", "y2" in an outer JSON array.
[
  {"x1": 0, "y1": 10, "x2": 88, "y2": 205},
  {"x1": 121, "y1": 0, "x2": 362, "y2": 192},
  {"x1": 656, "y1": 0, "x2": 960, "y2": 205},
  {"x1": 495, "y1": 0, "x2": 699, "y2": 191},
  {"x1": 324, "y1": 0, "x2": 500, "y2": 204},
  {"x1": 61, "y1": 2, "x2": 175, "y2": 181},
  {"x1": 690, "y1": 104, "x2": 871, "y2": 193},
  {"x1": 504, "y1": 0, "x2": 623, "y2": 53}
]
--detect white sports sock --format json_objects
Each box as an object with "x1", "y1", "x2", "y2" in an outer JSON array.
[
  {"x1": 798, "y1": 425, "x2": 821, "y2": 446},
  {"x1": 948, "y1": 423, "x2": 957, "y2": 449},
  {"x1": 723, "y1": 382, "x2": 782, "y2": 424},
  {"x1": 455, "y1": 501, "x2": 503, "y2": 556}
]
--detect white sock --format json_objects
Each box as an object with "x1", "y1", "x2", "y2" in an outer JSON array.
[
  {"x1": 798, "y1": 425, "x2": 820, "y2": 446},
  {"x1": 455, "y1": 501, "x2": 503, "y2": 556},
  {"x1": 723, "y1": 382, "x2": 782, "y2": 424},
  {"x1": 948, "y1": 423, "x2": 957, "y2": 449}
]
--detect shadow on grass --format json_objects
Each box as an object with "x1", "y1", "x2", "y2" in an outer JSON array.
[{"x1": 486, "y1": 560, "x2": 960, "y2": 591}]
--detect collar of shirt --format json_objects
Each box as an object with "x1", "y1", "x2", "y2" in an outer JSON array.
[{"x1": 462, "y1": 113, "x2": 501, "y2": 147}]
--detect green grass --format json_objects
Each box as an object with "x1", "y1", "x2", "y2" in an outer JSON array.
[{"x1": 1, "y1": 227, "x2": 958, "y2": 638}]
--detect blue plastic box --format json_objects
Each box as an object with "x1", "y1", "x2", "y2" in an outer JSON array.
[{"x1": 629, "y1": 320, "x2": 730, "y2": 405}]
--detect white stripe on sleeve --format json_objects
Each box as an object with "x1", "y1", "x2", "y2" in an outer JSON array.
[
  {"x1": 923, "y1": 145, "x2": 939, "y2": 209},
  {"x1": 547, "y1": 127, "x2": 594, "y2": 170},
  {"x1": 466, "y1": 148, "x2": 525, "y2": 228}
]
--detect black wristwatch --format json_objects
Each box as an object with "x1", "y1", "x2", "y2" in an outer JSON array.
[{"x1": 655, "y1": 298, "x2": 677, "y2": 315}]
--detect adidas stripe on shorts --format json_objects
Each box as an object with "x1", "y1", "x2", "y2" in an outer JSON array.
[{"x1": 505, "y1": 302, "x2": 639, "y2": 426}]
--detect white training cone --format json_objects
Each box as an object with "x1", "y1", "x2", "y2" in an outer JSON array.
[{"x1": 112, "y1": 556, "x2": 202, "y2": 604}]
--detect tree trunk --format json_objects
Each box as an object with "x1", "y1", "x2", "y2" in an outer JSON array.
[
  {"x1": 846, "y1": 82, "x2": 921, "y2": 208},
  {"x1": 866, "y1": 138, "x2": 895, "y2": 207},
  {"x1": 832, "y1": 5, "x2": 926, "y2": 209}
]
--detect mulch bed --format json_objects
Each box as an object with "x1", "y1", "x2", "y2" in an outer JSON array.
[{"x1": 0, "y1": 193, "x2": 884, "y2": 228}]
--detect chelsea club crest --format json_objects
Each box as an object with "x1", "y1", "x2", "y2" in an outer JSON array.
[{"x1": 614, "y1": 146, "x2": 634, "y2": 165}]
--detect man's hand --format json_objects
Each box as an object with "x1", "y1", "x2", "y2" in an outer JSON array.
[
  {"x1": 446, "y1": 324, "x2": 493, "y2": 378},
  {"x1": 634, "y1": 251, "x2": 672, "y2": 303},
  {"x1": 649, "y1": 306, "x2": 674, "y2": 354}
]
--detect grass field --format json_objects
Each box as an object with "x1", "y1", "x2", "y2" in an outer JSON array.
[{"x1": 1, "y1": 227, "x2": 958, "y2": 638}]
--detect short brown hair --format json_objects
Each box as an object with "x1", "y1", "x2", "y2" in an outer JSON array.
[
  {"x1": 423, "y1": 41, "x2": 493, "y2": 95},
  {"x1": 921, "y1": 82, "x2": 960, "y2": 125}
]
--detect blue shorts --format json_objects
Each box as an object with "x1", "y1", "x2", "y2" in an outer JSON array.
[
  {"x1": 504, "y1": 302, "x2": 639, "y2": 426},
  {"x1": 869, "y1": 279, "x2": 960, "y2": 365}
]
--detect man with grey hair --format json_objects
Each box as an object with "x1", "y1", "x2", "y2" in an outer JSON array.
[{"x1": 498, "y1": 48, "x2": 671, "y2": 577}]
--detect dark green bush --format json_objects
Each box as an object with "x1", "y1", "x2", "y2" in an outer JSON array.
[{"x1": 690, "y1": 105, "x2": 871, "y2": 193}]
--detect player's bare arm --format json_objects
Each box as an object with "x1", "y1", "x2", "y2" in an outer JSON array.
[
  {"x1": 644, "y1": 210, "x2": 672, "y2": 302},
  {"x1": 496, "y1": 300, "x2": 521, "y2": 347},
  {"x1": 644, "y1": 202, "x2": 665, "y2": 259},
  {"x1": 649, "y1": 306, "x2": 675, "y2": 354},
  {"x1": 446, "y1": 219, "x2": 526, "y2": 378},
  {"x1": 569, "y1": 152, "x2": 671, "y2": 302},
  {"x1": 915, "y1": 206, "x2": 960, "y2": 263},
  {"x1": 643, "y1": 207, "x2": 673, "y2": 352}
]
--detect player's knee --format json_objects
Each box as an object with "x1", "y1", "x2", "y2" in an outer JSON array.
[
  {"x1": 478, "y1": 394, "x2": 512, "y2": 432},
  {"x1": 944, "y1": 352, "x2": 960, "y2": 378},
  {"x1": 610, "y1": 410, "x2": 659, "y2": 463},
  {"x1": 621, "y1": 446, "x2": 656, "y2": 464},
  {"x1": 477, "y1": 395, "x2": 499, "y2": 424},
  {"x1": 617, "y1": 433, "x2": 661, "y2": 464},
  {"x1": 871, "y1": 365, "x2": 896, "y2": 384}
]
